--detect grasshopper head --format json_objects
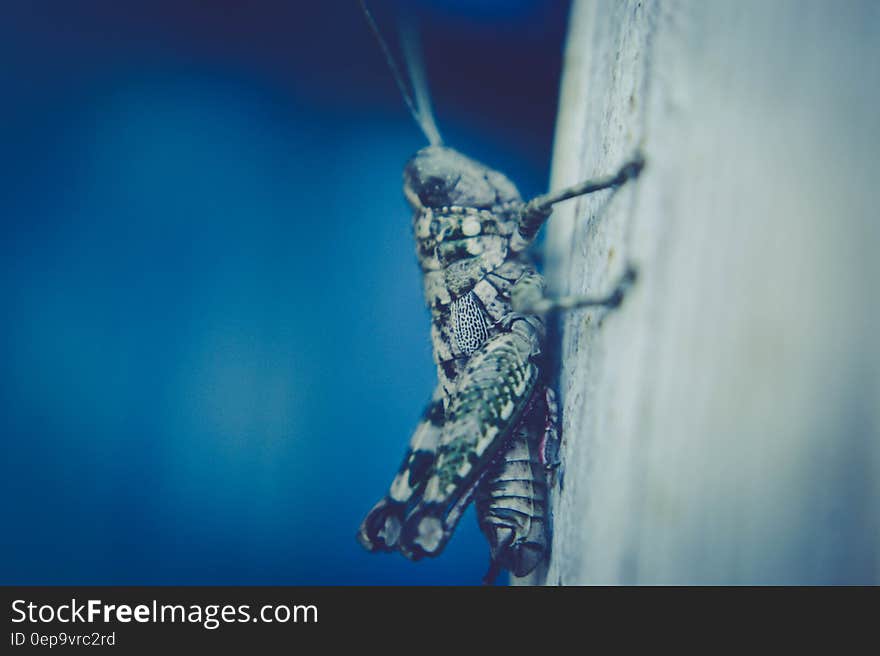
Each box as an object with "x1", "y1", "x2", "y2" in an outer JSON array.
[{"x1": 404, "y1": 146, "x2": 521, "y2": 210}]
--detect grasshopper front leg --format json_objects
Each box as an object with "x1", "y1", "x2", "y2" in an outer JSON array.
[{"x1": 509, "y1": 152, "x2": 645, "y2": 254}]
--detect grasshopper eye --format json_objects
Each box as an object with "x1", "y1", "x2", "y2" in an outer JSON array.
[
  {"x1": 416, "y1": 175, "x2": 449, "y2": 207},
  {"x1": 404, "y1": 146, "x2": 501, "y2": 209}
]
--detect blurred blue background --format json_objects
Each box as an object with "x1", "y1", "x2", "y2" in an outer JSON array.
[{"x1": 0, "y1": 0, "x2": 570, "y2": 584}]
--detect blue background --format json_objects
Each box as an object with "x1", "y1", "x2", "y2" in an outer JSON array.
[{"x1": 1, "y1": 0, "x2": 570, "y2": 584}]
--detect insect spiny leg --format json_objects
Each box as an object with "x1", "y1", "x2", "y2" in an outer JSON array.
[
  {"x1": 510, "y1": 151, "x2": 645, "y2": 253},
  {"x1": 530, "y1": 151, "x2": 645, "y2": 212},
  {"x1": 512, "y1": 265, "x2": 638, "y2": 315}
]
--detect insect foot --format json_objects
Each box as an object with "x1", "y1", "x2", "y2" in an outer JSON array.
[
  {"x1": 604, "y1": 264, "x2": 639, "y2": 309},
  {"x1": 616, "y1": 150, "x2": 645, "y2": 186}
]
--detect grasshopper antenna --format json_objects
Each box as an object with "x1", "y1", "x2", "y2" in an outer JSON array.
[
  {"x1": 400, "y1": 20, "x2": 443, "y2": 146},
  {"x1": 359, "y1": 0, "x2": 443, "y2": 146}
]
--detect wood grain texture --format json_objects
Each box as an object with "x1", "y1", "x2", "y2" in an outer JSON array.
[{"x1": 517, "y1": 0, "x2": 880, "y2": 585}]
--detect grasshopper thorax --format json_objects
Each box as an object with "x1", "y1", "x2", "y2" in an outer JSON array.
[{"x1": 404, "y1": 146, "x2": 521, "y2": 211}]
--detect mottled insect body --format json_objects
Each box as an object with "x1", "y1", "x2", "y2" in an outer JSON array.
[
  {"x1": 360, "y1": 145, "x2": 561, "y2": 578},
  {"x1": 356, "y1": 2, "x2": 643, "y2": 582},
  {"x1": 359, "y1": 143, "x2": 640, "y2": 581}
]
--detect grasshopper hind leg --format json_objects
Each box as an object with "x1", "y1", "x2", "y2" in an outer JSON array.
[
  {"x1": 358, "y1": 499, "x2": 405, "y2": 552},
  {"x1": 357, "y1": 393, "x2": 444, "y2": 552},
  {"x1": 399, "y1": 326, "x2": 541, "y2": 561}
]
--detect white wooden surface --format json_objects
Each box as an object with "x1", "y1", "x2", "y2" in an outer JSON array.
[{"x1": 519, "y1": 0, "x2": 880, "y2": 584}]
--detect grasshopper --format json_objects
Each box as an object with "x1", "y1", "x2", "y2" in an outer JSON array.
[{"x1": 355, "y1": 2, "x2": 643, "y2": 584}]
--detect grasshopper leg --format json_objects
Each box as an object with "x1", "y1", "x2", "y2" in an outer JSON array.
[
  {"x1": 357, "y1": 391, "x2": 444, "y2": 552},
  {"x1": 399, "y1": 323, "x2": 541, "y2": 560},
  {"x1": 511, "y1": 265, "x2": 638, "y2": 315},
  {"x1": 510, "y1": 152, "x2": 645, "y2": 254}
]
